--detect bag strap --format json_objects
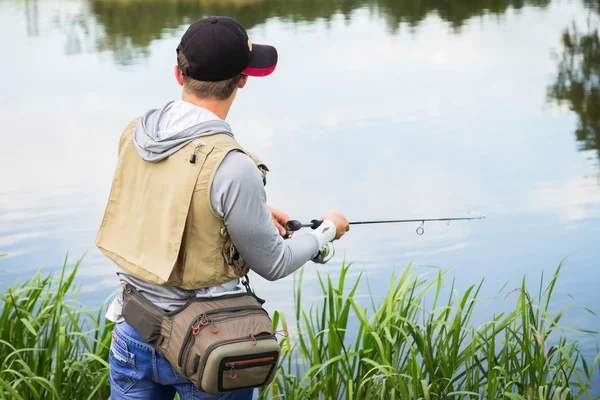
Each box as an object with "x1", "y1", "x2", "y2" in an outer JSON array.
[{"x1": 241, "y1": 274, "x2": 251, "y2": 293}]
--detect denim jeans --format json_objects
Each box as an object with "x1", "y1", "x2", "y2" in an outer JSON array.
[{"x1": 110, "y1": 321, "x2": 255, "y2": 400}]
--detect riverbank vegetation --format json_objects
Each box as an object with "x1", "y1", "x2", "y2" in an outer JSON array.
[
  {"x1": 260, "y1": 264, "x2": 599, "y2": 399},
  {"x1": 0, "y1": 257, "x2": 113, "y2": 399},
  {"x1": 0, "y1": 256, "x2": 598, "y2": 399}
]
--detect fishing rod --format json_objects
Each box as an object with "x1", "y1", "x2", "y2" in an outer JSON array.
[
  {"x1": 285, "y1": 214, "x2": 486, "y2": 263},
  {"x1": 286, "y1": 215, "x2": 485, "y2": 236}
]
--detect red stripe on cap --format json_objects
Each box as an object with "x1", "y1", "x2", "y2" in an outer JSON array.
[{"x1": 242, "y1": 64, "x2": 277, "y2": 77}]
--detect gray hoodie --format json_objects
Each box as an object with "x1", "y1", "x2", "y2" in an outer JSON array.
[
  {"x1": 106, "y1": 100, "x2": 320, "y2": 321},
  {"x1": 133, "y1": 100, "x2": 234, "y2": 162}
]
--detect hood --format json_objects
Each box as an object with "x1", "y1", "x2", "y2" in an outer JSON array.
[{"x1": 133, "y1": 100, "x2": 233, "y2": 162}]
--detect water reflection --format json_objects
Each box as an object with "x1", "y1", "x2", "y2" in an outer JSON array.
[
  {"x1": 24, "y1": 0, "x2": 39, "y2": 37},
  {"x1": 548, "y1": 18, "x2": 600, "y2": 166},
  {"x1": 88, "y1": 0, "x2": 550, "y2": 64},
  {"x1": 2, "y1": 0, "x2": 600, "y2": 389}
]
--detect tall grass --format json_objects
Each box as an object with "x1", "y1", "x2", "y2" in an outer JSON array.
[
  {"x1": 0, "y1": 256, "x2": 598, "y2": 399},
  {"x1": 261, "y1": 263, "x2": 600, "y2": 400},
  {"x1": 0, "y1": 256, "x2": 113, "y2": 400}
]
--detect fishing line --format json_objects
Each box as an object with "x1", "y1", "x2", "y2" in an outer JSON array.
[
  {"x1": 285, "y1": 215, "x2": 485, "y2": 236},
  {"x1": 284, "y1": 214, "x2": 486, "y2": 263}
]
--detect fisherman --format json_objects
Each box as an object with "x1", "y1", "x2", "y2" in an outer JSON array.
[{"x1": 95, "y1": 16, "x2": 350, "y2": 400}]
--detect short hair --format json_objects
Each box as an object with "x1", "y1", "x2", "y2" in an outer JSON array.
[{"x1": 177, "y1": 51, "x2": 242, "y2": 100}]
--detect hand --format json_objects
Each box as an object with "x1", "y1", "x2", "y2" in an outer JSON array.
[
  {"x1": 322, "y1": 211, "x2": 350, "y2": 240},
  {"x1": 268, "y1": 205, "x2": 290, "y2": 238}
]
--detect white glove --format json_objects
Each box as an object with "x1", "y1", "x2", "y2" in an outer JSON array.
[{"x1": 308, "y1": 220, "x2": 336, "y2": 249}]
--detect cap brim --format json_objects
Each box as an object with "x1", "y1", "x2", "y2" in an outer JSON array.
[{"x1": 242, "y1": 44, "x2": 278, "y2": 77}]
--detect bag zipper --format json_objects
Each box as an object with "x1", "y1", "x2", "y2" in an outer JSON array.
[
  {"x1": 206, "y1": 309, "x2": 268, "y2": 327},
  {"x1": 192, "y1": 354, "x2": 200, "y2": 374},
  {"x1": 225, "y1": 357, "x2": 275, "y2": 367},
  {"x1": 197, "y1": 334, "x2": 276, "y2": 387},
  {"x1": 178, "y1": 307, "x2": 269, "y2": 375},
  {"x1": 165, "y1": 292, "x2": 266, "y2": 316},
  {"x1": 204, "y1": 305, "x2": 266, "y2": 316},
  {"x1": 180, "y1": 310, "x2": 259, "y2": 374},
  {"x1": 227, "y1": 357, "x2": 276, "y2": 377}
]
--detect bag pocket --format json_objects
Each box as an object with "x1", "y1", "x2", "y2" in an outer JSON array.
[
  {"x1": 178, "y1": 306, "x2": 269, "y2": 377},
  {"x1": 122, "y1": 285, "x2": 164, "y2": 344},
  {"x1": 219, "y1": 353, "x2": 278, "y2": 392},
  {"x1": 199, "y1": 333, "x2": 280, "y2": 394}
]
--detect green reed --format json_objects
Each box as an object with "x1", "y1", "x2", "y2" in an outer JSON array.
[
  {"x1": 0, "y1": 255, "x2": 597, "y2": 399},
  {"x1": 0, "y1": 255, "x2": 114, "y2": 400},
  {"x1": 260, "y1": 262, "x2": 600, "y2": 400}
]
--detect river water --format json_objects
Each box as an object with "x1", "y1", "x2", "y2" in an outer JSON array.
[{"x1": 1, "y1": 0, "x2": 599, "y2": 393}]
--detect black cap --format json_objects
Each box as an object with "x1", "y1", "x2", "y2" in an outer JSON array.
[{"x1": 177, "y1": 16, "x2": 278, "y2": 82}]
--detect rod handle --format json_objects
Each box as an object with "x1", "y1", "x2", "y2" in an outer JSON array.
[
  {"x1": 310, "y1": 219, "x2": 323, "y2": 229},
  {"x1": 285, "y1": 219, "x2": 324, "y2": 232},
  {"x1": 285, "y1": 220, "x2": 303, "y2": 232}
]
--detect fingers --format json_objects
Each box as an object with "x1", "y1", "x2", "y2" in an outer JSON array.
[
  {"x1": 321, "y1": 211, "x2": 350, "y2": 241},
  {"x1": 275, "y1": 212, "x2": 290, "y2": 226},
  {"x1": 272, "y1": 217, "x2": 287, "y2": 237},
  {"x1": 268, "y1": 205, "x2": 290, "y2": 238}
]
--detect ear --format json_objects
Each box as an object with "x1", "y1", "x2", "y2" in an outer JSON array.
[
  {"x1": 238, "y1": 75, "x2": 249, "y2": 89},
  {"x1": 174, "y1": 65, "x2": 184, "y2": 87}
]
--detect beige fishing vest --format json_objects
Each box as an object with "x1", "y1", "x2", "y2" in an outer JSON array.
[{"x1": 95, "y1": 119, "x2": 268, "y2": 290}]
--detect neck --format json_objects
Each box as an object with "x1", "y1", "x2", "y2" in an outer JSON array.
[{"x1": 182, "y1": 92, "x2": 234, "y2": 120}]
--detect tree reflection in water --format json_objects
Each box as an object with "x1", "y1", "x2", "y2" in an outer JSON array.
[
  {"x1": 548, "y1": 17, "x2": 600, "y2": 166},
  {"x1": 86, "y1": 0, "x2": 600, "y2": 167},
  {"x1": 88, "y1": 0, "x2": 549, "y2": 64}
]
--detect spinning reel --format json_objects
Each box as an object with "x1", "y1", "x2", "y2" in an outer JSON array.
[
  {"x1": 284, "y1": 219, "x2": 335, "y2": 264},
  {"x1": 312, "y1": 242, "x2": 335, "y2": 264}
]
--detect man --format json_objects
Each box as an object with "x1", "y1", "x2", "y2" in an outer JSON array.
[{"x1": 95, "y1": 16, "x2": 350, "y2": 400}]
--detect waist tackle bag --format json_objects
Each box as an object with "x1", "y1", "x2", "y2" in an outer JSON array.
[{"x1": 121, "y1": 283, "x2": 280, "y2": 394}]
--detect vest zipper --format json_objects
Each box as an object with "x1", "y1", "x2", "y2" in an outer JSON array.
[{"x1": 189, "y1": 140, "x2": 205, "y2": 164}]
